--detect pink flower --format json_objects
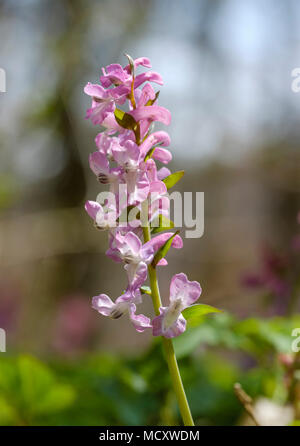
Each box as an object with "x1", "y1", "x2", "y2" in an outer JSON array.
[
  {"x1": 84, "y1": 82, "x2": 127, "y2": 125},
  {"x1": 89, "y1": 151, "x2": 122, "y2": 192},
  {"x1": 144, "y1": 159, "x2": 170, "y2": 183},
  {"x1": 95, "y1": 132, "x2": 119, "y2": 160},
  {"x1": 85, "y1": 200, "x2": 118, "y2": 230},
  {"x1": 100, "y1": 57, "x2": 152, "y2": 88},
  {"x1": 126, "y1": 169, "x2": 150, "y2": 206},
  {"x1": 134, "y1": 72, "x2": 163, "y2": 88},
  {"x1": 135, "y1": 83, "x2": 156, "y2": 107},
  {"x1": 99, "y1": 58, "x2": 162, "y2": 92},
  {"x1": 106, "y1": 231, "x2": 154, "y2": 291},
  {"x1": 106, "y1": 231, "x2": 154, "y2": 265},
  {"x1": 112, "y1": 140, "x2": 140, "y2": 172},
  {"x1": 152, "y1": 273, "x2": 201, "y2": 338},
  {"x1": 148, "y1": 181, "x2": 170, "y2": 222},
  {"x1": 100, "y1": 64, "x2": 131, "y2": 88},
  {"x1": 84, "y1": 55, "x2": 204, "y2": 340},
  {"x1": 92, "y1": 291, "x2": 151, "y2": 333}
]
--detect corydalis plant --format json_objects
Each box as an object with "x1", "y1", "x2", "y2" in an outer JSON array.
[{"x1": 84, "y1": 55, "x2": 219, "y2": 426}]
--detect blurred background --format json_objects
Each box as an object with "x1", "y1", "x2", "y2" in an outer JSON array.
[{"x1": 0, "y1": 0, "x2": 300, "y2": 426}]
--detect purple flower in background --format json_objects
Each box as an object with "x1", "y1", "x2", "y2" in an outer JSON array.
[
  {"x1": 152, "y1": 273, "x2": 202, "y2": 338},
  {"x1": 242, "y1": 212, "x2": 300, "y2": 314},
  {"x1": 53, "y1": 295, "x2": 96, "y2": 355}
]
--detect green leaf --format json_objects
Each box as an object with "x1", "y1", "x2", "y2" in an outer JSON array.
[
  {"x1": 114, "y1": 109, "x2": 137, "y2": 131},
  {"x1": 151, "y1": 215, "x2": 174, "y2": 234},
  {"x1": 114, "y1": 109, "x2": 140, "y2": 143},
  {"x1": 143, "y1": 142, "x2": 165, "y2": 162},
  {"x1": 152, "y1": 231, "x2": 179, "y2": 267},
  {"x1": 140, "y1": 286, "x2": 152, "y2": 296},
  {"x1": 146, "y1": 91, "x2": 160, "y2": 106},
  {"x1": 144, "y1": 146, "x2": 156, "y2": 162},
  {"x1": 163, "y1": 171, "x2": 184, "y2": 189},
  {"x1": 173, "y1": 313, "x2": 237, "y2": 358},
  {"x1": 182, "y1": 304, "x2": 222, "y2": 328}
]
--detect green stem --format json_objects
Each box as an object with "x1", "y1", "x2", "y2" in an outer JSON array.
[{"x1": 142, "y1": 201, "x2": 194, "y2": 426}]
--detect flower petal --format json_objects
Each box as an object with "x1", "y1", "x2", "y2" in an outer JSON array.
[
  {"x1": 139, "y1": 131, "x2": 171, "y2": 158},
  {"x1": 152, "y1": 147, "x2": 172, "y2": 164},
  {"x1": 134, "y1": 72, "x2": 163, "y2": 88},
  {"x1": 128, "y1": 304, "x2": 152, "y2": 333},
  {"x1": 129, "y1": 106, "x2": 171, "y2": 126},
  {"x1": 144, "y1": 232, "x2": 183, "y2": 254},
  {"x1": 157, "y1": 167, "x2": 171, "y2": 180},
  {"x1": 152, "y1": 308, "x2": 187, "y2": 338},
  {"x1": 124, "y1": 232, "x2": 142, "y2": 256},
  {"x1": 85, "y1": 201, "x2": 102, "y2": 220},
  {"x1": 92, "y1": 294, "x2": 114, "y2": 316},
  {"x1": 84, "y1": 82, "x2": 107, "y2": 99},
  {"x1": 89, "y1": 151, "x2": 109, "y2": 176},
  {"x1": 169, "y1": 273, "x2": 202, "y2": 307}
]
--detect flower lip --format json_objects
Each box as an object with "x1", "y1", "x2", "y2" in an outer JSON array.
[
  {"x1": 162, "y1": 298, "x2": 185, "y2": 332},
  {"x1": 110, "y1": 302, "x2": 128, "y2": 319}
]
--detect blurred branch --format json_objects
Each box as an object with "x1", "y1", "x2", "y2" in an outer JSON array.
[{"x1": 234, "y1": 383, "x2": 260, "y2": 426}]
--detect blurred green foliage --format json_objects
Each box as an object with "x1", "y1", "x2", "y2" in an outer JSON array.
[{"x1": 0, "y1": 313, "x2": 299, "y2": 426}]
